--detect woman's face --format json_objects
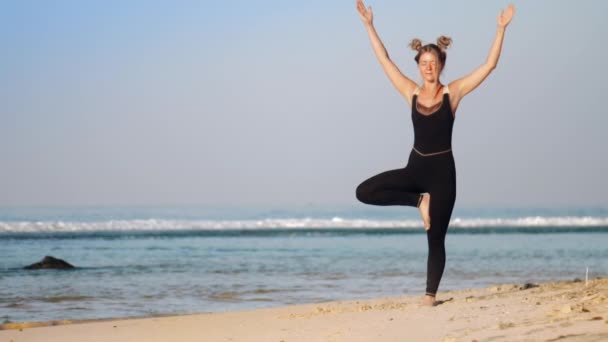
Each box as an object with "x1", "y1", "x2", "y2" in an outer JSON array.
[{"x1": 418, "y1": 52, "x2": 441, "y2": 83}]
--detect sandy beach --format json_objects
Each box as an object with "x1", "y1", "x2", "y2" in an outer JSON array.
[{"x1": 2, "y1": 277, "x2": 607, "y2": 342}]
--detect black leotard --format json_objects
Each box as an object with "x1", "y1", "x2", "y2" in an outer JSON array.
[
  {"x1": 412, "y1": 87, "x2": 454, "y2": 155},
  {"x1": 356, "y1": 85, "x2": 457, "y2": 297}
]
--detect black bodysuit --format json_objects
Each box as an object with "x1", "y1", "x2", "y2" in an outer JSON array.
[{"x1": 356, "y1": 85, "x2": 457, "y2": 297}]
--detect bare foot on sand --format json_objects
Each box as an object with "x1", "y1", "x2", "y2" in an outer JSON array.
[
  {"x1": 418, "y1": 193, "x2": 431, "y2": 231},
  {"x1": 420, "y1": 294, "x2": 436, "y2": 306}
]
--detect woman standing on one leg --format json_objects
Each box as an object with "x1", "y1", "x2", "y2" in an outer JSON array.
[{"x1": 354, "y1": 0, "x2": 514, "y2": 306}]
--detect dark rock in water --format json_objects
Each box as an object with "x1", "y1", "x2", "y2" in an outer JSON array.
[
  {"x1": 519, "y1": 282, "x2": 538, "y2": 290},
  {"x1": 24, "y1": 256, "x2": 75, "y2": 270},
  {"x1": 572, "y1": 278, "x2": 582, "y2": 283}
]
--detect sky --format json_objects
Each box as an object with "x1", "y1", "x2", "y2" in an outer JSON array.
[{"x1": 1, "y1": 0, "x2": 607, "y2": 208}]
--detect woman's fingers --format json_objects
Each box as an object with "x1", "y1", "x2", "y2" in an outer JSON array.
[
  {"x1": 506, "y1": 4, "x2": 515, "y2": 21},
  {"x1": 357, "y1": 1, "x2": 366, "y2": 14},
  {"x1": 356, "y1": 0, "x2": 372, "y2": 23},
  {"x1": 499, "y1": 3, "x2": 515, "y2": 26},
  {"x1": 357, "y1": 0, "x2": 368, "y2": 15},
  {"x1": 506, "y1": 4, "x2": 515, "y2": 17}
]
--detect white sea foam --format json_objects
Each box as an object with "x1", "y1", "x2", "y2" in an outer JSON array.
[{"x1": 0, "y1": 216, "x2": 607, "y2": 233}]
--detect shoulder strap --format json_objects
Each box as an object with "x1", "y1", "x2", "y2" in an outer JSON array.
[{"x1": 413, "y1": 86, "x2": 420, "y2": 96}]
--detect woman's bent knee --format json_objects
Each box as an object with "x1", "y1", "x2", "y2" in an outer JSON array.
[
  {"x1": 356, "y1": 183, "x2": 370, "y2": 203},
  {"x1": 355, "y1": 185, "x2": 367, "y2": 203}
]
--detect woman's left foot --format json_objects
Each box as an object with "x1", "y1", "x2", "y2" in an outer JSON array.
[
  {"x1": 421, "y1": 294, "x2": 436, "y2": 306},
  {"x1": 418, "y1": 194, "x2": 431, "y2": 230}
]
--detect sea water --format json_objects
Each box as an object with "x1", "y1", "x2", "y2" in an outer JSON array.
[{"x1": 1, "y1": 205, "x2": 607, "y2": 323}]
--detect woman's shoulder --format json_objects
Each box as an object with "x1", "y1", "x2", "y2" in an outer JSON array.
[
  {"x1": 445, "y1": 81, "x2": 456, "y2": 94},
  {"x1": 412, "y1": 84, "x2": 421, "y2": 96},
  {"x1": 445, "y1": 81, "x2": 461, "y2": 117}
]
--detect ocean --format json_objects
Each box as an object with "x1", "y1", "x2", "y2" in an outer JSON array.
[{"x1": 1, "y1": 205, "x2": 607, "y2": 323}]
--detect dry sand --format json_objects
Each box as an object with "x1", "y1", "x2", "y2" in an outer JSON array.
[{"x1": 2, "y1": 277, "x2": 607, "y2": 342}]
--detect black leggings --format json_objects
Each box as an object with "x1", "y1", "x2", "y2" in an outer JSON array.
[{"x1": 355, "y1": 149, "x2": 456, "y2": 296}]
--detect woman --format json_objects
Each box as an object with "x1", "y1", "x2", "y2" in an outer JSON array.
[{"x1": 354, "y1": 0, "x2": 514, "y2": 307}]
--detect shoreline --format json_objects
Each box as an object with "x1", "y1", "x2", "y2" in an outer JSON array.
[{"x1": 2, "y1": 277, "x2": 607, "y2": 341}]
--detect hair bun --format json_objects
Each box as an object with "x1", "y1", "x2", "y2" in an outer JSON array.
[
  {"x1": 436, "y1": 36, "x2": 452, "y2": 51},
  {"x1": 409, "y1": 38, "x2": 422, "y2": 52}
]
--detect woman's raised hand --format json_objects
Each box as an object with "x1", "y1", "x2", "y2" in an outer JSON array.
[
  {"x1": 356, "y1": 0, "x2": 373, "y2": 26},
  {"x1": 497, "y1": 4, "x2": 515, "y2": 29}
]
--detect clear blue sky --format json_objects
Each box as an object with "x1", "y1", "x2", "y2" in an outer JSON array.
[{"x1": 1, "y1": 1, "x2": 607, "y2": 207}]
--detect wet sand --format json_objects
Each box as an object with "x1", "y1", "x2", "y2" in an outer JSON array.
[{"x1": 2, "y1": 277, "x2": 607, "y2": 341}]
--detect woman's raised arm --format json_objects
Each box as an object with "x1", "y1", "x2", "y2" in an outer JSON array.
[
  {"x1": 449, "y1": 4, "x2": 515, "y2": 112},
  {"x1": 356, "y1": 0, "x2": 418, "y2": 107}
]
